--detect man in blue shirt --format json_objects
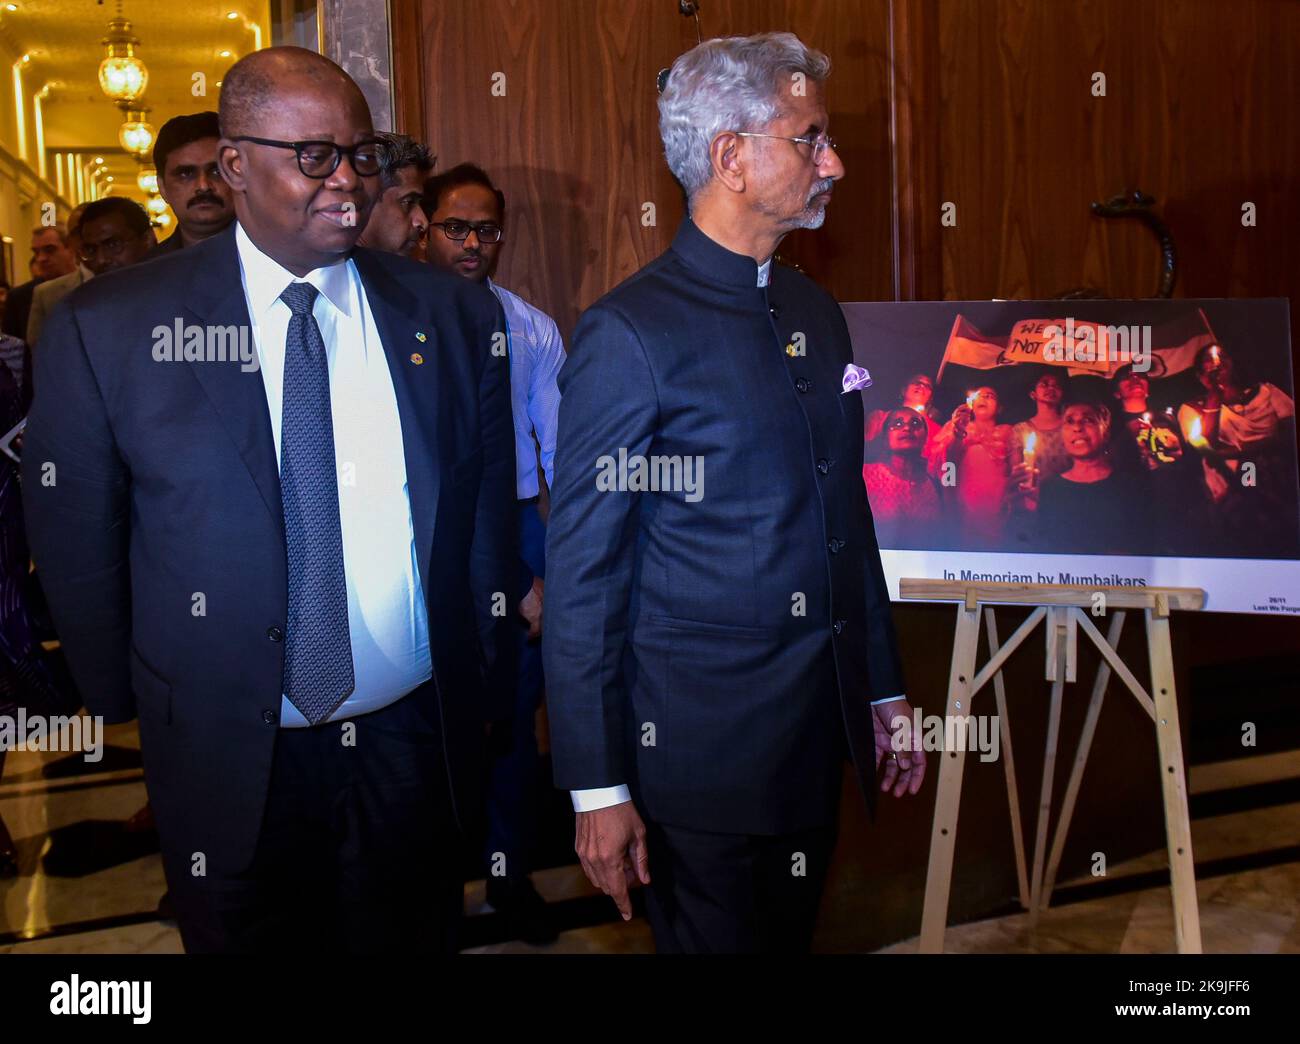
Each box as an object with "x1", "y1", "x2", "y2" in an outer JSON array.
[{"x1": 424, "y1": 163, "x2": 564, "y2": 942}]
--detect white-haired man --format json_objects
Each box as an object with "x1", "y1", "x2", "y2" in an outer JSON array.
[{"x1": 544, "y1": 32, "x2": 925, "y2": 952}]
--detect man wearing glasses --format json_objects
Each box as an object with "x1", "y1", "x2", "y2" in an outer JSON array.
[
  {"x1": 424, "y1": 162, "x2": 565, "y2": 944},
  {"x1": 545, "y1": 32, "x2": 924, "y2": 953},
  {"x1": 75, "y1": 198, "x2": 156, "y2": 277},
  {"x1": 28, "y1": 199, "x2": 156, "y2": 350},
  {"x1": 25, "y1": 46, "x2": 516, "y2": 953}
]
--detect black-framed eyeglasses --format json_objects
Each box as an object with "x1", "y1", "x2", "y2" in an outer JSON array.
[
  {"x1": 228, "y1": 136, "x2": 382, "y2": 178},
  {"x1": 735, "y1": 131, "x2": 837, "y2": 165},
  {"x1": 430, "y1": 220, "x2": 503, "y2": 244}
]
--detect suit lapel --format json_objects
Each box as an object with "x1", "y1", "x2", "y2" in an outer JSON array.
[
  {"x1": 181, "y1": 227, "x2": 284, "y2": 536},
  {"x1": 351, "y1": 247, "x2": 441, "y2": 599}
]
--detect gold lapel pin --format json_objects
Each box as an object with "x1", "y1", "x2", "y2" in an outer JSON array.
[
  {"x1": 410, "y1": 352, "x2": 424, "y2": 365},
  {"x1": 415, "y1": 331, "x2": 427, "y2": 342},
  {"x1": 784, "y1": 343, "x2": 797, "y2": 357}
]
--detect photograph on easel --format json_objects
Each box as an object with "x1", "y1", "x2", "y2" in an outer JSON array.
[{"x1": 846, "y1": 299, "x2": 1300, "y2": 614}]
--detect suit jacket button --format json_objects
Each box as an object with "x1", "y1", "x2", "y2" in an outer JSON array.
[
  {"x1": 262, "y1": 709, "x2": 277, "y2": 725},
  {"x1": 796, "y1": 378, "x2": 811, "y2": 392},
  {"x1": 769, "y1": 305, "x2": 780, "y2": 319},
  {"x1": 817, "y1": 458, "x2": 830, "y2": 474},
  {"x1": 267, "y1": 626, "x2": 283, "y2": 642},
  {"x1": 828, "y1": 538, "x2": 845, "y2": 553},
  {"x1": 833, "y1": 619, "x2": 846, "y2": 635}
]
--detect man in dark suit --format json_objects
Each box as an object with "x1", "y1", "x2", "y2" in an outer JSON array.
[
  {"x1": 2, "y1": 225, "x2": 75, "y2": 340},
  {"x1": 147, "y1": 111, "x2": 236, "y2": 258},
  {"x1": 544, "y1": 31, "x2": 926, "y2": 953},
  {"x1": 23, "y1": 46, "x2": 516, "y2": 953}
]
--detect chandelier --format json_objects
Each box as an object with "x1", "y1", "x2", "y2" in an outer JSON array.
[
  {"x1": 98, "y1": 13, "x2": 148, "y2": 102},
  {"x1": 117, "y1": 102, "x2": 155, "y2": 157}
]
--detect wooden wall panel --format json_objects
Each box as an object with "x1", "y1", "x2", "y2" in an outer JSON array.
[
  {"x1": 397, "y1": 0, "x2": 894, "y2": 339},
  {"x1": 895, "y1": 0, "x2": 1300, "y2": 311}
]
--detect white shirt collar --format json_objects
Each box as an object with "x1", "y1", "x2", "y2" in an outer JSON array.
[
  {"x1": 235, "y1": 222, "x2": 354, "y2": 320},
  {"x1": 757, "y1": 258, "x2": 772, "y2": 287}
]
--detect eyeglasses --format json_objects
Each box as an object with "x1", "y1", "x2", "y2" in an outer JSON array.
[
  {"x1": 886, "y1": 416, "x2": 926, "y2": 431},
  {"x1": 79, "y1": 235, "x2": 140, "y2": 262},
  {"x1": 430, "y1": 220, "x2": 503, "y2": 244},
  {"x1": 735, "y1": 131, "x2": 837, "y2": 165},
  {"x1": 228, "y1": 136, "x2": 382, "y2": 178}
]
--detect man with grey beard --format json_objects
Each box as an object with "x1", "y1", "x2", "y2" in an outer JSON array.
[{"x1": 544, "y1": 32, "x2": 925, "y2": 952}]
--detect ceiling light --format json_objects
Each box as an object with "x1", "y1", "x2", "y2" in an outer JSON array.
[
  {"x1": 117, "y1": 103, "x2": 155, "y2": 157},
  {"x1": 98, "y1": 17, "x2": 149, "y2": 102}
]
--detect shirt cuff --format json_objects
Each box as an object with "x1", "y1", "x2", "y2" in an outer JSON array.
[
  {"x1": 570, "y1": 785, "x2": 632, "y2": 813},
  {"x1": 870, "y1": 694, "x2": 908, "y2": 705}
]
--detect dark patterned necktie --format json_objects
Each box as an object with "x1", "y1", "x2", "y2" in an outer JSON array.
[{"x1": 278, "y1": 281, "x2": 355, "y2": 724}]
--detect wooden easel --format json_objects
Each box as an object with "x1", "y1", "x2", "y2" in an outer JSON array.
[{"x1": 898, "y1": 579, "x2": 1206, "y2": 953}]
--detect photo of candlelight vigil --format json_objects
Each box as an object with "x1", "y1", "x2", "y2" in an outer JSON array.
[{"x1": 846, "y1": 300, "x2": 1300, "y2": 608}]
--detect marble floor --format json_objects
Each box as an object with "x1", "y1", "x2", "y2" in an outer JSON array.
[{"x1": 1, "y1": 727, "x2": 1296, "y2": 954}]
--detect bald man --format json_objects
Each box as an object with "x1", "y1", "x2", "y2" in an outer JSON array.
[{"x1": 24, "y1": 46, "x2": 516, "y2": 953}]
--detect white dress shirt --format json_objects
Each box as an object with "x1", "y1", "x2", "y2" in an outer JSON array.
[
  {"x1": 234, "y1": 223, "x2": 432, "y2": 727},
  {"x1": 569, "y1": 253, "x2": 905, "y2": 813}
]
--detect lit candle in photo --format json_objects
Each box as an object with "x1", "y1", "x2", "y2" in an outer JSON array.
[
  {"x1": 1023, "y1": 430, "x2": 1038, "y2": 487},
  {"x1": 966, "y1": 391, "x2": 977, "y2": 408},
  {"x1": 1209, "y1": 344, "x2": 1222, "y2": 367},
  {"x1": 1187, "y1": 414, "x2": 1208, "y2": 447}
]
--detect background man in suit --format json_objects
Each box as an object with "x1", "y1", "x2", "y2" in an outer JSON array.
[
  {"x1": 26, "y1": 204, "x2": 90, "y2": 348},
  {"x1": 544, "y1": 32, "x2": 925, "y2": 953},
  {"x1": 76, "y1": 198, "x2": 156, "y2": 277},
  {"x1": 1, "y1": 225, "x2": 75, "y2": 340},
  {"x1": 425, "y1": 162, "x2": 565, "y2": 943},
  {"x1": 356, "y1": 132, "x2": 433, "y2": 259},
  {"x1": 148, "y1": 111, "x2": 236, "y2": 258},
  {"x1": 23, "y1": 46, "x2": 516, "y2": 953}
]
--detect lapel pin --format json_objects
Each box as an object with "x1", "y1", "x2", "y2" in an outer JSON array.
[
  {"x1": 785, "y1": 343, "x2": 797, "y2": 357},
  {"x1": 410, "y1": 352, "x2": 424, "y2": 365},
  {"x1": 415, "y1": 331, "x2": 427, "y2": 342}
]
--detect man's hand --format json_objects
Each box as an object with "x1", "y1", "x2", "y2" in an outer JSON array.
[
  {"x1": 518, "y1": 577, "x2": 544, "y2": 640},
  {"x1": 575, "y1": 801, "x2": 650, "y2": 920},
  {"x1": 873, "y1": 699, "x2": 927, "y2": 797}
]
